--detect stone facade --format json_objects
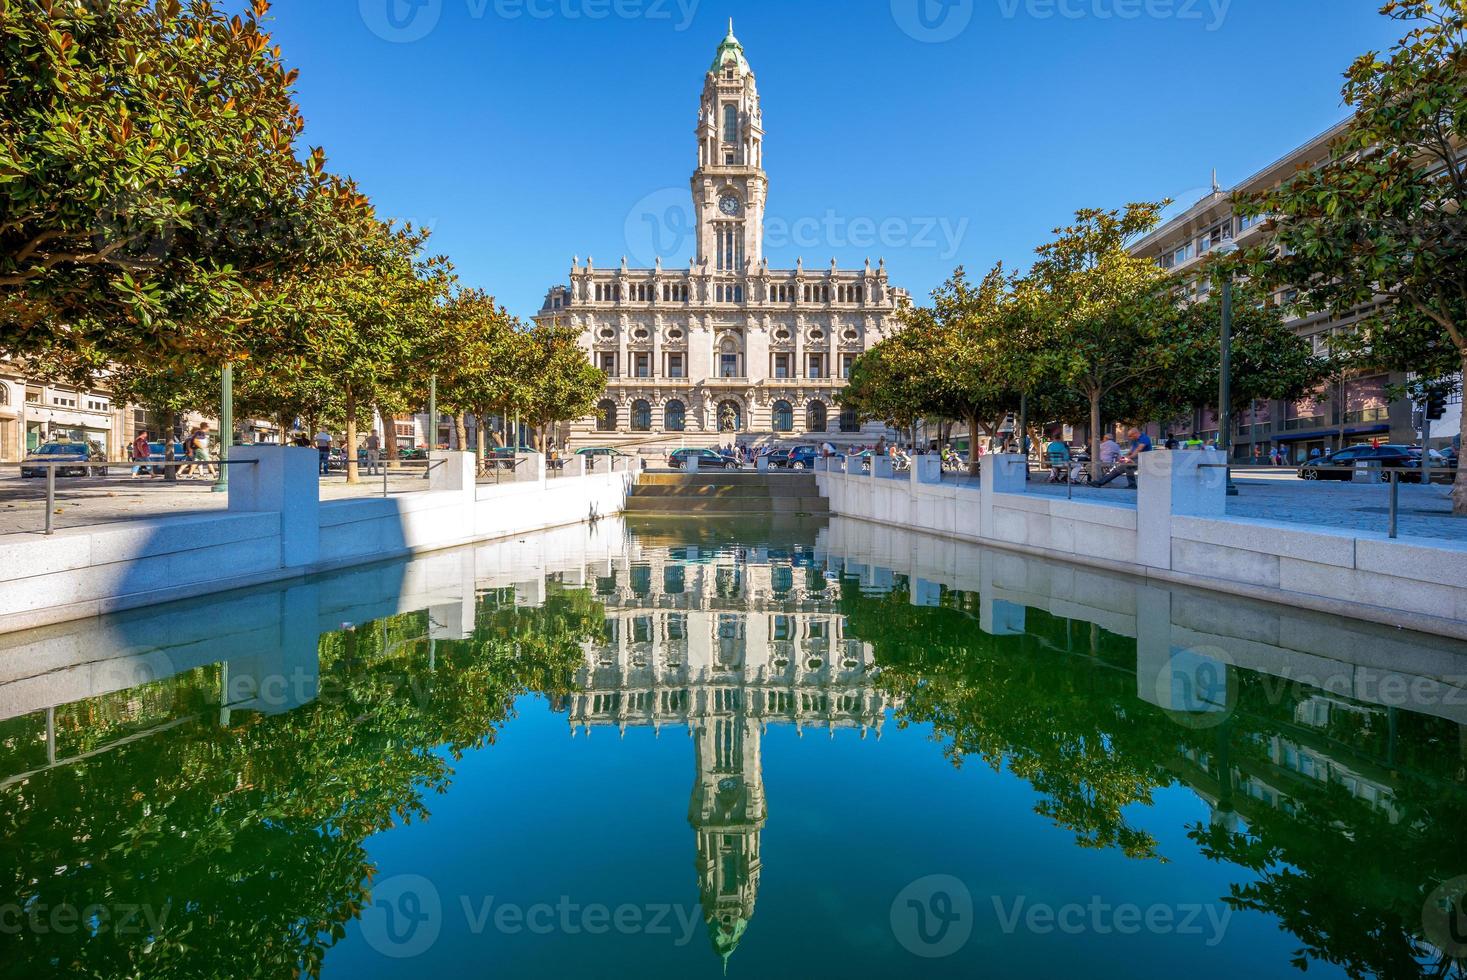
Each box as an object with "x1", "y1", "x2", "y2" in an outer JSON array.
[{"x1": 536, "y1": 24, "x2": 908, "y2": 452}]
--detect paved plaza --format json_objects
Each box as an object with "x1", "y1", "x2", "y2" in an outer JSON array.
[
  {"x1": 1025, "y1": 468, "x2": 1465, "y2": 544},
  {"x1": 0, "y1": 470, "x2": 436, "y2": 536},
  {"x1": 4, "y1": 464, "x2": 1462, "y2": 545}
]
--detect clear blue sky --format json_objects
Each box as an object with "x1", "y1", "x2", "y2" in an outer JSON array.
[{"x1": 266, "y1": 1, "x2": 1401, "y2": 319}]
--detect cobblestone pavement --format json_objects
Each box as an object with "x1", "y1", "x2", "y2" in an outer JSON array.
[
  {"x1": 0, "y1": 470, "x2": 436, "y2": 536},
  {"x1": 1025, "y1": 468, "x2": 1465, "y2": 544}
]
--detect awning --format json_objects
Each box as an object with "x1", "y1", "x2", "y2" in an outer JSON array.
[{"x1": 1275, "y1": 423, "x2": 1389, "y2": 443}]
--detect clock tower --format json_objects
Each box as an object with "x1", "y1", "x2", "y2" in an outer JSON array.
[{"x1": 693, "y1": 20, "x2": 765, "y2": 273}]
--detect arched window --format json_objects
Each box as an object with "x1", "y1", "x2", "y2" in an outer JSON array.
[
  {"x1": 772, "y1": 400, "x2": 793, "y2": 433},
  {"x1": 596, "y1": 400, "x2": 618, "y2": 432},
  {"x1": 0, "y1": 384, "x2": 10, "y2": 406},
  {"x1": 840, "y1": 408, "x2": 861, "y2": 433},
  {"x1": 664, "y1": 400, "x2": 686, "y2": 432},
  {"x1": 723, "y1": 104, "x2": 738, "y2": 144},
  {"x1": 717, "y1": 400, "x2": 743, "y2": 432},
  {"x1": 806, "y1": 401, "x2": 827, "y2": 432},
  {"x1": 630, "y1": 399, "x2": 652, "y2": 432}
]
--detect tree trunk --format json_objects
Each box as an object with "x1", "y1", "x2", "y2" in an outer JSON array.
[
  {"x1": 344, "y1": 388, "x2": 360, "y2": 484},
  {"x1": 454, "y1": 413, "x2": 468, "y2": 451},
  {"x1": 1336, "y1": 375, "x2": 1348, "y2": 452},
  {"x1": 1454, "y1": 352, "x2": 1467, "y2": 517},
  {"x1": 966, "y1": 413, "x2": 982, "y2": 476},
  {"x1": 1089, "y1": 389, "x2": 1103, "y2": 480},
  {"x1": 380, "y1": 407, "x2": 399, "y2": 462},
  {"x1": 475, "y1": 414, "x2": 487, "y2": 473}
]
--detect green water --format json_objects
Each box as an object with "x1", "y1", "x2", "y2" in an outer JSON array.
[{"x1": 2, "y1": 515, "x2": 1466, "y2": 979}]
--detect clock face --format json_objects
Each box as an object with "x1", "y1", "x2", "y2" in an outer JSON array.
[{"x1": 719, "y1": 195, "x2": 741, "y2": 216}]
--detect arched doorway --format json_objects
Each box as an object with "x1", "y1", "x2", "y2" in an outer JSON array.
[
  {"x1": 631, "y1": 400, "x2": 652, "y2": 432},
  {"x1": 772, "y1": 400, "x2": 793, "y2": 433},
  {"x1": 596, "y1": 400, "x2": 618, "y2": 432},
  {"x1": 665, "y1": 400, "x2": 686, "y2": 432},
  {"x1": 806, "y1": 401, "x2": 827, "y2": 433}
]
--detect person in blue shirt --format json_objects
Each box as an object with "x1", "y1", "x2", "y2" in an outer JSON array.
[{"x1": 1125, "y1": 428, "x2": 1151, "y2": 487}]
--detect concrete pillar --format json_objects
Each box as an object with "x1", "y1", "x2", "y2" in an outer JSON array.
[
  {"x1": 914, "y1": 454, "x2": 942, "y2": 485},
  {"x1": 686, "y1": 454, "x2": 701, "y2": 474},
  {"x1": 870, "y1": 453, "x2": 893, "y2": 479},
  {"x1": 1135, "y1": 584, "x2": 1233, "y2": 720},
  {"x1": 429, "y1": 450, "x2": 476, "y2": 493},
  {"x1": 222, "y1": 581, "x2": 321, "y2": 717},
  {"x1": 522, "y1": 452, "x2": 547, "y2": 485},
  {"x1": 1136, "y1": 449, "x2": 1227, "y2": 570},
  {"x1": 756, "y1": 455, "x2": 770, "y2": 473},
  {"x1": 978, "y1": 453, "x2": 1026, "y2": 541},
  {"x1": 228, "y1": 446, "x2": 319, "y2": 569},
  {"x1": 575, "y1": 455, "x2": 589, "y2": 478}
]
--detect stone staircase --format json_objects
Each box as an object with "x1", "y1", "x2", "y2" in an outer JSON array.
[{"x1": 624, "y1": 471, "x2": 829, "y2": 516}]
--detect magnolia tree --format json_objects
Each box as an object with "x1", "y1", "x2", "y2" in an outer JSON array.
[
  {"x1": 0, "y1": 0, "x2": 367, "y2": 372},
  {"x1": 1240, "y1": 0, "x2": 1467, "y2": 513}
]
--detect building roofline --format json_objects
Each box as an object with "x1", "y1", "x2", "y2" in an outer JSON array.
[{"x1": 1130, "y1": 115, "x2": 1354, "y2": 254}]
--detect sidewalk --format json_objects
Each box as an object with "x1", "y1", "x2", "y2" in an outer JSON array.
[
  {"x1": 0, "y1": 471, "x2": 432, "y2": 536},
  {"x1": 1025, "y1": 472, "x2": 1464, "y2": 543}
]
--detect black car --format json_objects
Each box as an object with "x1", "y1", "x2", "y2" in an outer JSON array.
[
  {"x1": 1297, "y1": 444, "x2": 1445, "y2": 483},
  {"x1": 668, "y1": 448, "x2": 740, "y2": 470}
]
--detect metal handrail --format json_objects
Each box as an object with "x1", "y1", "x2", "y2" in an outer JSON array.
[{"x1": 6, "y1": 458, "x2": 260, "y2": 536}]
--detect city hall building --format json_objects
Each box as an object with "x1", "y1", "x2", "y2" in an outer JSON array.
[{"x1": 536, "y1": 24, "x2": 909, "y2": 452}]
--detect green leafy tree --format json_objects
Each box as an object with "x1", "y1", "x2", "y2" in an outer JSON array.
[
  {"x1": 1166, "y1": 275, "x2": 1332, "y2": 447},
  {"x1": 1238, "y1": 0, "x2": 1467, "y2": 512},
  {"x1": 281, "y1": 219, "x2": 450, "y2": 483},
  {"x1": 1023, "y1": 204, "x2": 1212, "y2": 473},
  {"x1": 0, "y1": 0, "x2": 367, "y2": 367},
  {"x1": 520, "y1": 321, "x2": 606, "y2": 450}
]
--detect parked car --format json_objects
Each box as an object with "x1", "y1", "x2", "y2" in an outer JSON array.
[
  {"x1": 576, "y1": 447, "x2": 633, "y2": 459},
  {"x1": 21, "y1": 441, "x2": 107, "y2": 478},
  {"x1": 768, "y1": 446, "x2": 821, "y2": 470},
  {"x1": 1297, "y1": 444, "x2": 1448, "y2": 483},
  {"x1": 485, "y1": 445, "x2": 545, "y2": 470},
  {"x1": 668, "y1": 448, "x2": 741, "y2": 470}
]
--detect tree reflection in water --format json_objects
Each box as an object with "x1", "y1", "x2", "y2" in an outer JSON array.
[
  {"x1": 840, "y1": 572, "x2": 1467, "y2": 980},
  {"x1": 1, "y1": 532, "x2": 1466, "y2": 979},
  {"x1": 0, "y1": 583, "x2": 603, "y2": 978}
]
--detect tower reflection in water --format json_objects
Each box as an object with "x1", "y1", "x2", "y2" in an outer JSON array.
[{"x1": 563, "y1": 536, "x2": 889, "y2": 964}]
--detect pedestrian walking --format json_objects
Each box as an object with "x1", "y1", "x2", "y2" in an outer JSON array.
[
  {"x1": 131, "y1": 430, "x2": 154, "y2": 478},
  {"x1": 190, "y1": 423, "x2": 217, "y2": 480},
  {"x1": 315, "y1": 428, "x2": 333, "y2": 475}
]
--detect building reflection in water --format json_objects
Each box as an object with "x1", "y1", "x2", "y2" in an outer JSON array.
[{"x1": 562, "y1": 541, "x2": 890, "y2": 965}]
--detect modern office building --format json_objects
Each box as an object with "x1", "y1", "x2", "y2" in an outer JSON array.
[
  {"x1": 535, "y1": 24, "x2": 909, "y2": 453},
  {"x1": 1129, "y1": 122, "x2": 1461, "y2": 461}
]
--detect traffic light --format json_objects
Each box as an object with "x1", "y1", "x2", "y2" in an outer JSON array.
[{"x1": 1426, "y1": 391, "x2": 1448, "y2": 421}]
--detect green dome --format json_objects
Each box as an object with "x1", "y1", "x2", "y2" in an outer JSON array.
[{"x1": 711, "y1": 19, "x2": 751, "y2": 75}]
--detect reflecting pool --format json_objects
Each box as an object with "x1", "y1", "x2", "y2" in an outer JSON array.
[{"x1": 2, "y1": 515, "x2": 1467, "y2": 978}]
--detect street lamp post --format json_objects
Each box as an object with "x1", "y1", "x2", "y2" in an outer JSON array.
[
  {"x1": 212, "y1": 362, "x2": 233, "y2": 494},
  {"x1": 1215, "y1": 242, "x2": 1239, "y2": 497}
]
